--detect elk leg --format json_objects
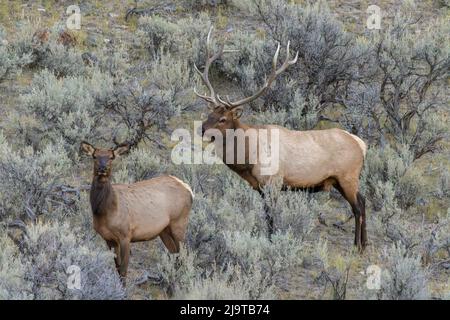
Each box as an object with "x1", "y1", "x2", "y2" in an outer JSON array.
[
  {"x1": 239, "y1": 170, "x2": 274, "y2": 239},
  {"x1": 169, "y1": 212, "x2": 189, "y2": 244},
  {"x1": 264, "y1": 201, "x2": 274, "y2": 239},
  {"x1": 351, "y1": 202, "x2": 362, "y2": 252},
  {"x1": 107, "y1": 240, "x2": 120, "y2": 269},
  {"x1": 257, "y1": 190, "x2": 274, "y2": 240},
  {"x1": 118, "y1": 239, "x2": 130, "y2": 283},
  {"x1": 357, "y1": 192, "x2": 368, "y2": 248},
  {"x1": 335, "y1": 181, "x2": 363, "y2": 252},
  {"x1": 160, "y1": 227, "x2": 179, "y2": 253},
  {"x1": 238, "y1": 171, "x2": 274, "y2": 241}
]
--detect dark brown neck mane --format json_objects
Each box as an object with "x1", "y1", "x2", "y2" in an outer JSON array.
[{"x1": 90, "y1": 177, "x2": 115, "y2": 216}]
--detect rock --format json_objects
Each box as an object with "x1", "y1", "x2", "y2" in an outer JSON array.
[
  {"x1": 31, "y1": 29, "x2": 77, "y2": 48},
  {"x1": 57, "y1": 30, "x2": 77, "y2": 47},
  {"x1": 32, "y1": 29, "x2": 49, "y2": 47},
  {"x1": 81, "y1": 52, "x2": 99, "y2": 66},
  {"x1": 302, "y1": 256, "x2": 314, "y2": 269},
  {"x1": 125, "y1": 4, "x2": 176, "y2": 21}
]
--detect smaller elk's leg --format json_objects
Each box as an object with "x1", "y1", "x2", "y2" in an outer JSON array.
[
  {"x1": 160, "y1": 227, "x2": 179, "y2": 253},
  {"x1": 118, "y1": 239, "x2": 130, "y2": 284},
  {"x1": 107, "y1": 240, "x2": 120, "y2": 269},
  {"x1": 168, "y1": 214, "x2": 189, "y2": 252}
]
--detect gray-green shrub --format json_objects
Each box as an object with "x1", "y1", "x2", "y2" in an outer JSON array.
[
  {"x1": 361, "y1": 6, "x2": 449, "y2": 159},
  {"x1": 0, "y1": 231, "x2": 31, "y2": 299},
  {"x1": 0, "y1": 133, "x2": 71, "y2": 222},
  {"x1": 0, "y1": 221, "x2": 124, "y2": 300},
  {"x1": 19, "y1": 69, "x2": 114, "y2": 156},
  {"x1": 228, "y1": 1, "x2": 370, "y2": 123},
  {"x1": 0, "y1": 26, "x2": 33, "y2": 82},
  {"x1": 376, "y1": 244, "x2": 430, "y2": 300}
]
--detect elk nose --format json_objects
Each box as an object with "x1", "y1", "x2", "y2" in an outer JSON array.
[{"x1": 98, "y1": 165, "x2": 107, "y2": 173}]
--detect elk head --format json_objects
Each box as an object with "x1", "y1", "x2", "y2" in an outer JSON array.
[
  {"x1": 80, "y1": 141, "x2": 130, "y2": 182},
  {"x1": 195, "y1": 27, "x2": 298, "y2": 141}
]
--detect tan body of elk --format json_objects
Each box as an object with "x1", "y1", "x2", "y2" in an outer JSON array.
[
  {"x1": 81, "y1": 142, "x2": 193, "y2": 280},
  {"x1": 195, "y1": 27, "x2": 368, "y2": 251}
]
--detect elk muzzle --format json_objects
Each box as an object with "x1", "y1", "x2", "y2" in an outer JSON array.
[
  {"x1": 98, "y1": 166, "x2": 107, "y2": 175},
  {"x1": 201, "y1": 124, "x2": 217, "y2": 142},
  {"x1": 96, "y1": 157, "x2": 110, "y2": 176}
]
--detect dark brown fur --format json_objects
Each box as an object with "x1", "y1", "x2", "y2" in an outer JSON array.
[{"x1": 90, "y1": 178, "x2": 116, "y2": 216}]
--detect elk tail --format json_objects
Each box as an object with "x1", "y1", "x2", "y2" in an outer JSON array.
[
  {"x1": 169, "y1": 175, "x2": 195, "y2": 201},
  {"x1": 344, "y1": 131, "x2": 367, "y2": 159}
]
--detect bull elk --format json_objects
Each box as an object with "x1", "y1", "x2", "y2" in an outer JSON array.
[
  {"x1": 195, "y1": 27, "x2": 368, "y2": 251},
  {"x1": 80, "y1": 142, "x2": 194, "y2": 281}
]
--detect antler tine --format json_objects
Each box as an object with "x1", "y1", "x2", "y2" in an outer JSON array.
[
  {"x1": 206, "y1": 26, "x2": 213, "y2": 57},
  {"x1": 217, "y1": 94, "x2": 233, "y2": 108},
  {"x1": 291, "y1": 50, "x2": 299, "y2": 65},
  {"x1": 275, "y1": 41, "x2": 299, "y2": 76},
  {"x1": 272, "y1": 42, "x2": 281, "y2": 73},
  {"x1": 226, "y1": 41, "x2": 298, "y2": 109},
  {"x1": 112, "y1": 131, "x2": 121, "y2": 147},
  {"x1": 194, "y1": 87, "x2": 216, "y2": 109},
  {"x1": 193, "y1": 63, "x2": 203, "y2": 76},
  {"x1": 193, "y1": 26, "x2": 226, "y2": 107}
]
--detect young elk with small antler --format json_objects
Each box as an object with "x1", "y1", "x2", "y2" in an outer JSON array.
[
  {"x1": 80, "y1": 142, "x2": 193, "y2": 282},
  {"x1": 195, "y1": 27, "x2": 368, "y2": 251}
]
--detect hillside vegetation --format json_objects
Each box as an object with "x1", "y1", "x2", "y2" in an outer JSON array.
[{"x1": 0, "y1": 0, "x2": 449, "y2": 299}]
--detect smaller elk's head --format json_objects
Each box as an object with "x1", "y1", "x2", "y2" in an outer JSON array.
[
  {"x1": 80, "y1": 141, "x2": 130, "y2": 180},
  {"x1": 195, "y1": 27, "x2": 297, "y2": 141}
]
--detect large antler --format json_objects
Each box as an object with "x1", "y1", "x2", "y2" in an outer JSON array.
[
  {"x1": 218, "y1": 41, "x2": 298, "y2": 109},
  {"x1": 193, "y1": 26, "x2": 226, "y2": 108},
  {"x1": 194, "y1": 26, "x2": 298, "y2": 110}
]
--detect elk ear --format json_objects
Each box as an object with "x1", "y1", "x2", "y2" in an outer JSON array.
[
  {"x1": 231, "y1": 107, "x2": 243, "y2": 120},
  {"x1": 80, "y1": 141, "x2": 95, "y2": 157},
  {"x1": 113, "y1": 144, "x2": 130, "y2": 158}
]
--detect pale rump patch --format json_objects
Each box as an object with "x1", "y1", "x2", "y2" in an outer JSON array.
[
  {"x1": 343, "y1": 131, "x2": 367, "y2": 158},
  {"x1": 169, "y1": 175, "x2": 195, "y2": 200}
]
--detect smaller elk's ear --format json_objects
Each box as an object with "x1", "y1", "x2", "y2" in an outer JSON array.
[
  {"x1": 80, "y1": 141, "x2": 95, "y2": 157},
  {"x1": 113, "y1": 143, "x2": 130, "y2": 158},
  {"x1": 232, "y1": 107, "x2": 243, "y2": 120}
]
